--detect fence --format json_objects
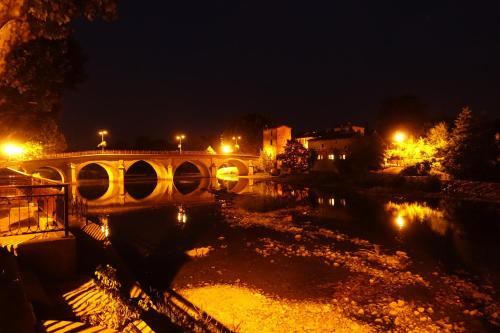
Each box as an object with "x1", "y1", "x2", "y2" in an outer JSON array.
[{"x1": 0, "y1": 183, "x2": 69, "y2": 237}]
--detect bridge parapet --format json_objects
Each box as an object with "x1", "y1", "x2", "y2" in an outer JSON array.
[{"x1": 33, "y1": 150, "x2": 258, "y2": 160}]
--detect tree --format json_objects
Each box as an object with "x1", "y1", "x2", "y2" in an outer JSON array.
[
  {"x1": 425, "y1": 122, "x2": 449, "y2": 170},
  {"x1": 443, "y1": 107, "x2": 498, "y2": 180},
  {"x1": 0, "y1": 0, "x2": 117, "y2": 152},
  {"x1": 277, "y1": 140, "x2": 309, "y2": 173}
]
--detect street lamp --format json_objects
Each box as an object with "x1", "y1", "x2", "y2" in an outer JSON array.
[
  {"x1": 98, "y1": 130, "x2": 108, "y2": 152},
  {"x1": 393, "y1": 131, "x2": 407, "y2": 143},
  {"x1": 176, "y1": 134, "x2": 185, "y2": 153},
  {"x1": 2, "y1": 143, "x2": 24, "y2": 160},
  {"x1": 232, "y1": 136, "x2": 241, "y2": 151}
]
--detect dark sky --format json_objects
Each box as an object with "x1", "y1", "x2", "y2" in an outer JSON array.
[{"x1": 62, "y1": 0, "x2": 500, "y2": 149}]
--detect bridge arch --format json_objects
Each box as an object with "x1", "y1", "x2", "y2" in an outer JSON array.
[
  {"x1": 33, "y1": 166, "x2": 66, "y2": 183},
  {"x1": 76, "y1": 162, "x2": 117, "y2": 201},
  {"x1": 173, "y1": 160, "x2": 211, "y2": 178},
  {"x1": 77, "y1": 161, "x2": 116, "y2": 183},
  {"x1": 220, "y1": 158, "x2": 249, "y2": 176},
  {"x1": 125, "y1": 159, "x2": 168, "y2": 180}
]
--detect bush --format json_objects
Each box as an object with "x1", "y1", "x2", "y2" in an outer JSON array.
[{"x1": 400, "y1": 161, "x2": 432, "y2": 176}]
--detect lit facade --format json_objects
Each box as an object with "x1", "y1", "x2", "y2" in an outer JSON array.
[
  {"x1": 308, "y1": 125, "x2": 365, "y2": 172},
  {"x1": 262, "y1": 125, "x2": 292, "y2": 159}
]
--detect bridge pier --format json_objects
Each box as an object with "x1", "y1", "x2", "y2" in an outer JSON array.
[
  {"x1": 167, "y1": 164, "x2": 173, "y2": 179},
  {"x1": 210, "y1": 163, "x2": 218, "y2": 178},
  {"x1": 69, "y1": 163, "x2": 77, "y2": 184},
  {"x1": 118, "y1": 160, "x2": 125, "y2": 196}
]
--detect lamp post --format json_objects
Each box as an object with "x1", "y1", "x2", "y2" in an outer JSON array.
[
  {"x1": 98, "y1": 130, "x2": 108, "y2": 152},
  {"x1": 176, "y1": 134, "x2": 185, "y2": 153},
  {"x1": 232, "y1": 136, "x2": 241, "y2": 151}
]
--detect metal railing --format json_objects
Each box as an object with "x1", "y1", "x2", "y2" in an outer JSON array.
[
  {"x1": 29, "y1": 150, "x2": 259, "y2": 160},
  {"x1": 0, "y1": 183, "x2": 69, "y2": 237}
]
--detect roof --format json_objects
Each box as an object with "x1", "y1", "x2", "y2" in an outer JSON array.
[
  {"x1": 309, "y1": 132, "x2": 362, "y2": 141},
  {"x1": 265, "y1": 125, "x2": 291, "y2": 130}
]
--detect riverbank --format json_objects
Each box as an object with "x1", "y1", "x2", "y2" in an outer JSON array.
[
  {"x1": 173, "y1": 201, "x2": 500, "y2": 332},
  {"x1": 272, "y1": 173, "x2": 500, "y2": 204}
]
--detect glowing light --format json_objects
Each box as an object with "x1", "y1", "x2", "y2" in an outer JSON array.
[
  {"x1": 98, "y1": 130, "x2": 108, "y2": 152},
  {"x1": 221, "y1": 144, "x2": 233, "y2": 154},
  {"x1": 99, "y1": 215, "x2": 110, "y2": 237},
  {"x1": 385, "y1": 201, "x2": 448, "y2": 235},
  {"x1": 176, "y1": 134, "x2": 186, "y2": 153},
  {"x1": 177, "y1": 206, "x2": 187, "y2": 224},
  {"x1": 328, "y1": 198, "x2": 335, "y2": 206},
  {"x1": 317, "y1": 197, "x2": 324, "y2": 204},
  {"x1": 395, "y1": 214, "x2": 405, "y2": 229},
  {"x1": 393, "y1": 131, "x2": 407, "y2": 143},
  {"x1": 217, "y1": 166, "x2": 239, "y2": 181},
  {"x1": 2, "y1": 143, "x2": 24, "y2": 157}
]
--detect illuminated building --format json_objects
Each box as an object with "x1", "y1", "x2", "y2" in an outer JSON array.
[
  {"x1": 262, "y1": 125, "x2": 292, "y2": 159},
  {"x1": 307, "y1": 125, "x2": 365, "y2": 172}
]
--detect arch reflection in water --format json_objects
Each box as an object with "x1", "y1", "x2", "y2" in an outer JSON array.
[
  {"x1": 125, "y1": 160, "x2": 158, "y2": 200},
  {"x1": 385, "y1": 201, "x2": 449, "y2": 235},
  {"x1": 173, "y1": 162, "x2": 203, "y2": 195},
  {"x1": 77, "y1": 163, "x2": 110, "y2": 200},
  {"x1": 71, "y1": 177, "x2": 252, "y2": 215}
]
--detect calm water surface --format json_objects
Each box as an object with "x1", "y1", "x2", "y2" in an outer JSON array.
[
  {"x1": 73, "y1": 177, "x2": 500, "y2": 330},
  {"x1": 74, "y1": 178, "x2": 500, "y2": 288}
]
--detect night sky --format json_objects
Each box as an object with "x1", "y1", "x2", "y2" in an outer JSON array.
[{"x1": 62, "y1": 1, "x2": 500, "y2": 149}]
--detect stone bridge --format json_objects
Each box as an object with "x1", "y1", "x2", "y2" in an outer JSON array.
[
  {"x1": 18, "y1": 150, "x2": 259, "y2": 183},
  {"x1": 15, "y1": 150, "x2": 258, "y2": 201}
]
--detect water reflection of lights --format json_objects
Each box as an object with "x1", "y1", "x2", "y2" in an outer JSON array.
[
  {"x1": 385, "y1": 201, "x2": 448, "y2": 235},
  {"x1": 395, "y1": 214, "x2": 406, "y2": 229},
  {"x1": 317, "y1": 196, "x2": 347, "y2": 207},
  {"x1": 177, "y1": 205, "x2": 187, "y2": 224},
  {"x1": 99, "y1": 215, "x2": 110, "y2": 237}
]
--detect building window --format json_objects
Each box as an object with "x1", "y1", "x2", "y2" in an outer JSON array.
[
  {"x1": 341, "y1": 154, "x2": 346, "y2": 160},
  {"x1": 328, "y1": 154, "x2": 335, "y2": 160},
  {"x1": 317, "y1": 154, "x2": 323, "y2": 160}
]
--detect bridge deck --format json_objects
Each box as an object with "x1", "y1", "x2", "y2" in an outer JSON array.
[{"x1": 31, "y1": 150, "x2": 258, "y2": 160}]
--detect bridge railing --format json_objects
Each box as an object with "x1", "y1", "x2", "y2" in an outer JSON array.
[
  {"x1": 33, "y1": 150, "x2": 258, "y2": 160},
  {"x1": 0, "y1": 183, "x2": 69, "y2": 237}
]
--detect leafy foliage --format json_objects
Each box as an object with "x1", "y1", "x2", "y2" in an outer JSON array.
[
  {"x1": 443, "y1": 107, "x2": 498, "y2": 180},
  {"x1": 0, "y1": 0, "x2": 117, "y2": 152},
  {"x1": 277, "y1": 140, "x2": 309, "y2": 173}
]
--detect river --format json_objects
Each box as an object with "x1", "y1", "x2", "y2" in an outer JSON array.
[{"x1": 74, "y1": 177, "x2": 500, "y2": 332}]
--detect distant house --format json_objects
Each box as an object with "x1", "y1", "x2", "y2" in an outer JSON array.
[
  {"x1": 262, "y1": 125, "x2": 292, "y2": 159},
  {"x1": 306, "y1": 124, "x2": 365, "y2": 172},
  {"x1": 295, "y1": 131, "x2": 318, "y2": 149}
]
